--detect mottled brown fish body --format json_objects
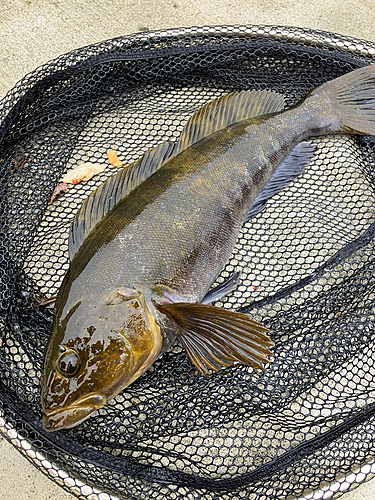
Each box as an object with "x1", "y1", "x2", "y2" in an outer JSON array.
[
  {"x1": 61, "y1": 102, "x2": 331, "y2": 313},
  {"x1": 41, "y1": 66, "x2": 375, "y2": 431}
]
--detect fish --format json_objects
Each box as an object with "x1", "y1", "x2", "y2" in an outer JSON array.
[{"x1": 41, "y1": 65, "x2": 375, "y2": 431}]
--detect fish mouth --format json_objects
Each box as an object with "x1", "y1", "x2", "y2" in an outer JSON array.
[{"x1": 42, "y1": 392, "x2": 106, "y2": 432}]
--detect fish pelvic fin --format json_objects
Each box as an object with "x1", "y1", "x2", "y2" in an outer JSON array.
[
  {"x1": 200, "y1": 271, "x2": 241, "y2": 305},
  {"x1": 311, "y1": 65, "x2": 375, "y2": 136},
  {"x1": 156, "y1": 302, "x2": 274, "y2": 375}
]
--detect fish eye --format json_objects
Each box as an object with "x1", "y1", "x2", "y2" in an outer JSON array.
[{"x1": 57, "y1": 350, "x2": 81, "y2": 378}]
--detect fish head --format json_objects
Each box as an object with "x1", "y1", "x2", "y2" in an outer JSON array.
[{"x1": 41, "y1": 287, "x2": 162, "y2": 431}]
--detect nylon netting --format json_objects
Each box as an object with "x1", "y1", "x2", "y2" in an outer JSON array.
[{"x1": 1, "y1": 25, "x2": 375, "y2": 500}]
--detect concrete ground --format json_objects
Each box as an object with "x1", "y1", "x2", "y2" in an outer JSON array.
[{"x1": 1, "y1": 0, "x2": 375, "y2": 499}]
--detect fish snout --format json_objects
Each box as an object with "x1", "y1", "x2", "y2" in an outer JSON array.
[{"x1": 42, "y1": 392, "x2": 106, "y2": 432}]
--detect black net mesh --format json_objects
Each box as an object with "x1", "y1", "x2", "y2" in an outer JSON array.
[{"x1": 1, "y1": 25, "x2": 375, "y2": 500}]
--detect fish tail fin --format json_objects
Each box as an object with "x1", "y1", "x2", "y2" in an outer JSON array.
[{"x1": 311, "y1": 65, "x2": 375, "y2": 135}]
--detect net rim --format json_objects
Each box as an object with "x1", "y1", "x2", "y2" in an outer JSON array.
[{"x1": 1, "y1": 23, "x2": 375, "y2": 500}]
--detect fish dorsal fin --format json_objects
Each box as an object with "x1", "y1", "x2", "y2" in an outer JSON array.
[
  {"x1": 175, "y1": 90, "x2": 285, "y2": 151},
  {"x1": 68, "y1": 90, "x2": 285, "y2": 260},
  {"x1": 68, "y1": 140, "x2": 177, "y2": 260}
]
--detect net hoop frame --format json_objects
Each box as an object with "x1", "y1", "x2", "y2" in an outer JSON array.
[{"x1": 1, "y1": 24, "x2": 375, "y2": 500}]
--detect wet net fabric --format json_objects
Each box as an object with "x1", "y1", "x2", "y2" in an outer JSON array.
[{"x1": 1, "y1": 25, "x2": 375, "y2": 500}]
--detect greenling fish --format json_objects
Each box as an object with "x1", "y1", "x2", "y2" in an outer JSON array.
[{"x1": 41, "y1": 66, "x2": 375, "y2": 431}]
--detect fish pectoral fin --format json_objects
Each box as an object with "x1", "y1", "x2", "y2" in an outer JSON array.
[
  {"x1": 244, "y1": 142, "x2": 317, "y2": 223},
  {"x1": 156, "y1": 302, "x2": 273, "y2": 375},
  {"x1": 200, "y1": 271, "x2": 241, "y2": 305}
]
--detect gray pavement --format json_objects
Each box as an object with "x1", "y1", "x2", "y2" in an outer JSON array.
[{"x1": 1, "y1": 0, "x2": 375, "y2": 499}]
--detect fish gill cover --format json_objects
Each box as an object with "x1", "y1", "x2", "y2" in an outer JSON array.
[{"x1": 1, "y1": 25, "x2": 375, "y2": 500}]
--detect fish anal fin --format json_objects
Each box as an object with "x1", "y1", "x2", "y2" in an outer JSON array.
[
  {"x1": 156, "y1": 302, "x2": 273, "y2": 375},
  {"x1": 244, "y1": 142, "x2": 317, "y2": 223}
]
